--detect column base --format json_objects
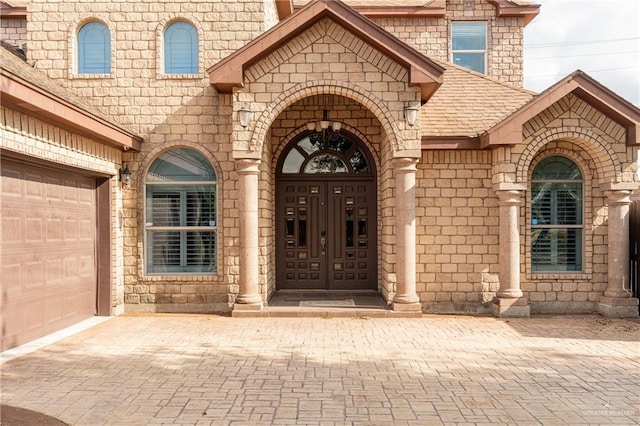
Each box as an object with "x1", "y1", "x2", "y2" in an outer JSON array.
[
  {"x1": 492, "y1": 297, "x2": 530, "y2": 318},
  {"x1": 392, "y1": 302, "x2": 422, "y2": 312},
  {"x1": 597, "y1": 296, "x2": 639, "y2": 318},
  {"x1": 232, "y1": 301, "x2": 263, "y2": 317}
]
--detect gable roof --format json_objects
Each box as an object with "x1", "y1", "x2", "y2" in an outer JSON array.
[
  {"x1": 420, "y1": 59, "x2": 535, "y2": 148},
  {"x1": 0, "y1": 45, "x2": 142, "y2": 151},
  {"x1": 480, "y1": 70, "x2": 640, "y2": 147},
  {"x1": 208, "y1": 0, "x2": 444, "y2": 102}
]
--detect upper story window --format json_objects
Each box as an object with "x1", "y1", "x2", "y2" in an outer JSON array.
[
  {"x1": 531, "y1": 156, "x2": 584, "y2": 272},
  {"x1": 164, "y1": 21, "x2": 198, "y2": 74},
  {"x1": 78, "y1": 21, "x2": 111, "y2": 74},
  {"x1": 451, "y1": 21, "x2": 486, "y2": 74},
  {"x1": 145, "y1": 148, "x2": 217, "y2": 274}
]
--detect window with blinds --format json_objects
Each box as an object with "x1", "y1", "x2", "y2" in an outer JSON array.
[
  {"x1": 531, "y1": 156, "x2": 583, "y2": 272},
  {"x1": 451, "y1": 21, "x2": 487, "y2": 74},
  {"x1": 78, "y1": 21, "x2": 111, "y2": 74},
  {"x1": 145, "y1": 149, "x2": 217, "y2": 274},
  {"x1": 164, "y1": 21, "x2": 198, "y2": 74}
]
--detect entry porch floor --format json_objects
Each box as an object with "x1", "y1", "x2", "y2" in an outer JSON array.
[{"x1": 235, "y1": 291, "x2": 422, "y2": 318}]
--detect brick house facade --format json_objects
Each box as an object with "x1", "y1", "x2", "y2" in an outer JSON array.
[{"x1": 1, "y1": 0, "x2": 639, "y2": 349}]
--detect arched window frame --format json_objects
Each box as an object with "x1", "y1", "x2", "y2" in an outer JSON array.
[
  {"x1": 529, "y1": 155, "x2": 584, "y2": 273},
  {"x1": 163, "y1": 20, "x2": 199, "y2": 75},
  {"x1": 144, "y1": 148, "x2": 218, "y2": 275},
  {"x1": 77, "y1": 20, "x2": 111, "y2": 75}
]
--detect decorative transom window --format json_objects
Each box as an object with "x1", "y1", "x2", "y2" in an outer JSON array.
[
  {"x1": 279, "y1": 131, "x2": 371, "y2": 175},
  {"x1": 531, "y1": 156, "x2": 583, "y2": 272},
  {"x1": 451, "y1": 21, "x2": 487, "y2": 74},
  {"x1": 164, "y1": 21, "x2": 198, "y2": 74},
  {"x1": 77, "y1": 21, "x2": 111, "y2": 74},
  {"x1": 145, "y1": 148, "x2": 217, "y2": 274}
]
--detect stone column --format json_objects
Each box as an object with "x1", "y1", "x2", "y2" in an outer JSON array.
[
  {"x1": 392, "y1": 157, "x2": 421, "y2": 312},
  {"x1": 492, "y1": 184, "x2": 530, "y2": 317},
  {"x1": 233, "y1": 158, "x2": 263, "y2": 312},
  {"x1": 598, "y1": 189, "x2": 638, "y2": 317}
]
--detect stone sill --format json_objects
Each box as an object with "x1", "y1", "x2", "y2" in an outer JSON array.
[{"x1": 528, "y1": 273, "x2": 592, "y2": 281}]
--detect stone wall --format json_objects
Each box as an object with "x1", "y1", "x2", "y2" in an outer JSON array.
[
  {"x1": 0, "y1": 17, "x2": 27, "y2": 47},
  {"x1": 416, "y1": 150, "x2": 499, "y2": 314},
  {"x1": 372, "y1": 0, "x2": 525, "y2": 86}
]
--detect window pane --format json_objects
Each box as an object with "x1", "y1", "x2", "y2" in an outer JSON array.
[
  {"x1": 147, "y1": 148, "x2": 216, "y2": 182},
  {"x1": 147, "y1": 230, "x2": 216, "y2": 273},
  {"x1": 452, "y1": 22, "x2": 486, "y2": 50},
  {"x1": 148, "y1": 190, "x2": 180, "y2": 225},
  {"x1": 452, "y1": 52, "x2": 485, "y2": 73},
  {"x1": 304, "y1": 154, "x2": 348, "y2": 174},
  {"x1": 78, "y1": 22, "x2": 110, "y2": 74},
  {"x1": 282, "y1": 149, "x2": 305, "y2": 174},
  {"x1": 186, "y1": 187, "x2": 216, "y2": 227},
  {"x1": 165, "y1": 21, "x2": 198, "y2": 74},
  {"x1": 532, "y1": 156, "x2": 582, "y2": 180},
  {"x1": 532, "y1": 228, "x2": 582, "y2": 271}
]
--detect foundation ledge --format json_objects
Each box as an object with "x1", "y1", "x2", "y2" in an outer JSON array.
[
  {"x1": 492, "y1": 297, "x2": 530, "y2": 318},
  {"x1": 597, "y1": 296, "x2": 639, "y2": 318},
  {"x1": 392, "y1": 302, "x2": 422, "y2": 312},
  {"x1": 231, "y1": 302, "x2": 263, "y2": 317}
]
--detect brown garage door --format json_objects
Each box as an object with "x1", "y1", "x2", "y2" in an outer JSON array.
[{"x1": 1, "y1": 159, "x2": 97, "y2": 350}]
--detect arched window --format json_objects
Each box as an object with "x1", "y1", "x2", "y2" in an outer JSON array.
[
  {"x1": 145, "y1": 148, "x2": 217, "y2": 274},
  {"x1": 531, "y1": 156, "x2": 583, "y2": 272},
  {"x1": 164, "y1": 21, "x2": 198, "y2": 74},
  {"x1": 78, "y1": 21, "x2": 111, "y2": 74}
]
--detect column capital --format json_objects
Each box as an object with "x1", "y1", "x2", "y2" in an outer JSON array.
[
  {"x1": 235, "y1": 158, "x2": 261, "y2": 175},
  {"x1": 603, "y1": 189, "x2": 633, "y2": 206},
  {"x1": 391, "y1": 157, "x2": 419, "y2": 172},
  {"x1": 495, "y1": 189, "x2": 524, "y2": 206}
]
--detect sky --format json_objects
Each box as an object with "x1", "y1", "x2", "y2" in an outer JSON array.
[{"x1": 523, "y1": 0, "x2": 640, "y2": 107}]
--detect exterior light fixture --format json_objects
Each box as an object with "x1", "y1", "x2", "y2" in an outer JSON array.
[
  {"x1": 404, "y1": 103, "x2": 420, "y2": 127},
  {"x1": 238, "y1": 106, "x2": 252, "y2": 128},
  {"x1": 119, "y1": 164, "x2": 132, "y2": 187}
]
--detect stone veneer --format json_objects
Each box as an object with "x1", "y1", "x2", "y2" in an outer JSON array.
[{"x1": 10, "y1": 0, "x2": 637, "y2": 315}]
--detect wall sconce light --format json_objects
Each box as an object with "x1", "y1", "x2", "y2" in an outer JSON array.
[
  {"x1": 404, "y1": 103, "x2": 420, "y2": 127},
  {"x1": 119, "y1": 164, "x2": 132, "y2": 187},
  {"x1": 238, "y1": 106, "x2": 252, "y2": 128}
]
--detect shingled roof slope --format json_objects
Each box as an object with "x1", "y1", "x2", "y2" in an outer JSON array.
[
  {"x1": 421, "y1": 59, "x2": 535, "y2": 137},
  {"x1": 1, "y1": 45, "x2": 137, "y2": 137}
]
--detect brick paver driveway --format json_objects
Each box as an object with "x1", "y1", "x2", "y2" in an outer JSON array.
[{"x1": 1, "y1": 314, "x2": 639, "y2": 425}]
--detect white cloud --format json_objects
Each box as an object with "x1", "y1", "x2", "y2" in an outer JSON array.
[{"x1": 524, "y1": 0, "x2": 640, "y2": 107}]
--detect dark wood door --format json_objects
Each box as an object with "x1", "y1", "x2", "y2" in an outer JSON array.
[{"x1": 276, "y1": 179, "x2": 376, "y2": 290}]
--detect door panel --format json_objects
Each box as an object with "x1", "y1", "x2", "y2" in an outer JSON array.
[{"x1": 276, "y1": 179, "x2": 376, "y2": 291}]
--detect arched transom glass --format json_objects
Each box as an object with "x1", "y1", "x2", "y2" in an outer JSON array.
[{"x1": 279, "y1": 131, "x2": 371, "y2": 175}]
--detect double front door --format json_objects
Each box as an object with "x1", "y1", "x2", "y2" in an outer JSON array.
[{"x1": 276, "y1": 179, "x2": 376, "y2": 290}]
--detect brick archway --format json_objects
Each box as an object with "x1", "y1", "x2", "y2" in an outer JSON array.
[
  {"x1": 516, "y1": 127, "x2": 622, "y2": 185},
  {"x1": 246, "y1": 79, "x2": 403, "y2": 156}
]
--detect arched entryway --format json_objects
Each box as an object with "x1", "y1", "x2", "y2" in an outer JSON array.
[{"x1": 276, "y1": 129, "x2": 377, "y2": 291}]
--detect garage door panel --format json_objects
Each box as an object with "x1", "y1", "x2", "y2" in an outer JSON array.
[{"x1": 1, "y1": 160, "x2": 97, "y2": 351}]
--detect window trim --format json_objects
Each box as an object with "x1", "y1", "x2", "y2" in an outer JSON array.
[{"x1": 451, "y1": 20, "x2": 487, "y2": 74}]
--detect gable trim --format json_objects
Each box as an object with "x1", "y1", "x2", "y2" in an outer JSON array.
[
  {"x1": 480, "y1": 71, "x2": 640, "y2": 148},
  {"x1": 208, "y1": 0, "x2": 443, "y2": 101}
]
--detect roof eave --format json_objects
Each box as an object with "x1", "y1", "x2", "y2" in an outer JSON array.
[
  {"x1": 208, "y1": 0, "x2": 444, "y2": 101},
  {"x1": 481, "y1": 71, "x2": 640, "y2": 148},
  {"x1": 1, "y1": 69, "x2": 142, "y2": 151},
  {"x1": 486, "y1": 0, "x2": 540, "y2": 27},
  {"x1": 0, "y1": 5, "x2": 26, "y2": 18}
]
